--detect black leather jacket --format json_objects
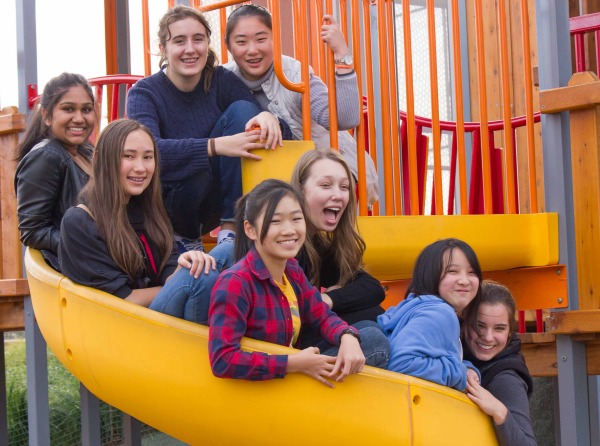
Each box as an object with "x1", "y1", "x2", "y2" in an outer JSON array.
[{"x1": 14, "y1": 138, "x2": 93, "y2": 269}]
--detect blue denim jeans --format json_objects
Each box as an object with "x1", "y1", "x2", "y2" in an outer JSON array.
[
  {"x1": 321, "y1": 320, "x2": 390, "y2": 369},
  {"x1": 162, "y1": 100, "x2": 263, "y2": 239},
  {"x1": 210, "y1": 100, "x2": 263, "y2": 224},
  {"x1": 149, "y1": 240, "x2": 235, "y2": 324}
]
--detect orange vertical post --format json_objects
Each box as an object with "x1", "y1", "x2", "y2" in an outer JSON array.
[
  {"x1": 520, "y1": 0, "x2": 538, "y2": 213},
  {"x1": 427, "y1": 0, "x2": 444, "y2": 214},
  {"x1": 497, "y1": 0, "x2": 517, "y2": 213},
  {"x1": 385, "y1": 0, "x2": 402, "y2": 214},
  {"x1": 325, "y1": 0, "x2": 339, "y2": 149},
  {"x1": 142, "y1": 0, "x2": 152, "y2": 76},
  {"x1": 104, "y1": 0, "x2": 118, "y2": 75},
  {"x1": 450, "y1": 0, "x2": 468, "y2": 213},
  {"x1": 363, "y1": 0, "x2": 379, "y2": 216},
  {"x1": 474, "y1": 0, "x2": 493, "y2": 213},
  {"x1": 400, "y1": 0, "x2": 419, "y2": 215},
  {"x1": 351, "y1": 0, "x2": 368, "y2": 215}
]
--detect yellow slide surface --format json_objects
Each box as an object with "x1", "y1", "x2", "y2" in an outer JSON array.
[{"x1": 25, "y1": 248, "x2": 498, "y2": 446}]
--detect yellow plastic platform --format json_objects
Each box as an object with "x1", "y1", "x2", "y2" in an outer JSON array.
[
  {"x1": 25, "y1": 248, "x2": 497, "y2": 446},
  {"x1": 359, "y1": 213, "x2": 559, "y2": 280}
]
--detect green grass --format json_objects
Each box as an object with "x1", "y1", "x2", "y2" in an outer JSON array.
[{"x1": 5, "y1": 339, "x2": 126, "y2": 446}]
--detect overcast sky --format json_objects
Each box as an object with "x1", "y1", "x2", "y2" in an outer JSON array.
[{"x1": 0, "y1": 0, "x2": 168, "y2": 111}]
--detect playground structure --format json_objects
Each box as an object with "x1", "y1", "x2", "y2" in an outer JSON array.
[{"x1": 2, "y1": 0, "x2": 600, "y2": 444}]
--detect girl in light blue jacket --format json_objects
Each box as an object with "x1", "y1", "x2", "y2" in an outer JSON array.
[{"x1": 378, "y1": 238, "x2": 481, "y2": 390}]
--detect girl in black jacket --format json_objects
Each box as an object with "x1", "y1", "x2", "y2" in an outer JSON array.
[{"x1": 15, "y1": 72, "x2": 96, "y2": 270}]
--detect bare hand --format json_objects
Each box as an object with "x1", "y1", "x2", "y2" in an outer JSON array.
[
  {"x1": 466, "y1": 374, "x2": 508, "y2": 425},
  {"x1": 321, "y1": 15, "x2": 350, "y2": 58},
  {"x1": 244, "y1": 111, "x2": 283, "y2": 150},
  {"x1": 213, "y1": 131, "x2": 266, "y2": 160},
  {"x1": 177, "y1": 251, "x2": 216, "y2": 278},
  {"x1": 320, "y1": 292, "x2": 333, "y2": 309},
  {"x1": 330, "y1": 334, "x2": 365, "y2": 382},
  {"x1": 466, "y1": 367, "x2": 480, "y2": 385},
  {"x1": 287, "y1": 346, "x2": 337, "y2": 388}
]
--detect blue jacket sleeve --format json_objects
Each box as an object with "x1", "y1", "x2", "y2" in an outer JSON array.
[{"x1": 386, "y1": 303, "x2": 469, "y2": 390}]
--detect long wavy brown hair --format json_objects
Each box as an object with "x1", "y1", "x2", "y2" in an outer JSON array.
[
  {"x1": 80, "y1": 119, "x2": 173, "y2": 278},
  {"x1": 157, "y1": 5, "x2": 218, "y2": 92},
  {"x1": 290, "y1": 148, "x2": 365, "y2": 286}
]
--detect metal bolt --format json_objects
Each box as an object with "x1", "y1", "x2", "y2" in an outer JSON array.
[
  {"x1": 558, "y1": 298, "x2": 563, "y2": 304},
  {"x1": 562, "y1": 356, "x2": 567, "y2": 362},
  {"x1": 556, "y1": 269, "x2": 561, "y2": 275}
]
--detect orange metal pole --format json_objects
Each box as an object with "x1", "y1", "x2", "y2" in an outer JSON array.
[
  {"x1": 474, "y1": 0, "x2": 493, "y2": 213},
  {"x1": 520, "y1": 0, "x2": 538, "y2": 213},
  {"x1": 198, "y1": 0, "x2": 243, "y2": 13},
  {"x1": 142, "y1": 0, "x2": 151, "y2": 76},
  {"x1": 450, "y1": 0, "x2": 468, "y2": 214},
  {"x1": 325, "y1": 0, "x2": 339, "y2": 149},
  {"x1": 497, "y1": 0, "x2": 517, "y2": 214},
  {"x1": 363, "y1": 0, "x2": 379, "y2": 216},
  {"x1": 268, "y1": 0, "x2": 311, "y2": 139},
  {"x1": 309, "y1": 1, "x2": 324, "y2": 78},
  {"x1": 104, "y1": 0, "x2": 117, "y2": 75},
  {"x1": 351, "y1": 0, "x2": 368, "y2": 215},
  {"x1": 401, "y1": 0, "x2": 419, "y2": 215},
  {"x1": 219, "y1": 6, "x2": 229, "y2": 64},
  {"x1": 427, "y1": 0, "x2": 443, "y2": 215},
  {"x1": 385, "y1": 0, "x2": 402, "y2": 214},
  {"x1": 377, "y1": 0, "x2": 395, "y2": 215}
]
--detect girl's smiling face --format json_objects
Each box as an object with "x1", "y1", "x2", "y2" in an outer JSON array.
[
  {"x1": 120, "y1": 130, "x2": 156, "y2": 200},
  {"x1": 245, "y1": 194, "x2": 306, "y2": 265},
  {"x1": 227, "y1": 16, "x2": 274, "y2": 81},
  {"x1": 438, "y1": 248, "x2": 479, "y2": 313},
  {"x1": 465, "y1": 303, "x2": 511, "y2": 361},
  {"x1": 301, "y1": 159, "x2": 350, "y2": 232},
  {"x1": 43, "y1": 85, "x2": 96, "y2": 154},
  {"x1": 161, "y1": 17, "x2": 210, "y2": 90}
]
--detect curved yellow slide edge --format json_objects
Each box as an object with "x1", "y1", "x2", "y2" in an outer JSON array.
[{"x1": 25, "y1": 249, "x2": 497, "y2": 446}]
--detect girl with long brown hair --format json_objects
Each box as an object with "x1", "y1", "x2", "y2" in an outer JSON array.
[{"x1": 59, "y1": 119, "x2": 227, "y2": 323}]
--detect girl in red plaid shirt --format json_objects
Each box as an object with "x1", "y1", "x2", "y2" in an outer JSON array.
[{"x1": 209, "y1": 179, "x2": 388, "y2": 386}]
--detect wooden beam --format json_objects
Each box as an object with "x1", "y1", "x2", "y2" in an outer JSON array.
[
  {"x1": 548, "y1": 309, "x2": 600, "y2": 334},
  {"x1": 0, "y1": 107, "x2": 26, "y2": 135},
  {"x1": 539, "y1": 71, "x2": 600, "y2": 113},
  {"x1": 0, "y1": 279, "x2": 29, "y2": 296},
  {"x1": 520, "y1": 335, "x2": 558, "y2": 377},
  {"x1": 520, "y1": 333, "x2": 600, "y2": 376}
]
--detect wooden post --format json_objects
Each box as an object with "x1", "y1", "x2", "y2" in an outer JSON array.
[
  {"x1": 540, "y1": 71, "x2": 600, "y2": 309},
  {"x1": 0, "y1": 107, "x2": 26, "y2": 281},
  {"x1": 0, "y1": 106, "x2": 27, "y2": 332}
]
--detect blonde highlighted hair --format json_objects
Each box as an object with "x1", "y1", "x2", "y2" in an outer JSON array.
[{"x1": 290, "y1": 148, "x2": 365, "y2": 286}]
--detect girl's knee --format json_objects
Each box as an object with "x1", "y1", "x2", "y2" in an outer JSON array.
[{"x1": 225, "y1": 100, "x2": 261, "y2": 120}]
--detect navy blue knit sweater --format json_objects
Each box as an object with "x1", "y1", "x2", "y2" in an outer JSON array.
[{"x1": 126, "y1": 67, "x2": 260, "y2": 184}]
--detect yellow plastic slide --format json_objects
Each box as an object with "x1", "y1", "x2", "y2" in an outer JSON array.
[{"x1": 25, "y1": 248, "x2": 498, "y2": 445}]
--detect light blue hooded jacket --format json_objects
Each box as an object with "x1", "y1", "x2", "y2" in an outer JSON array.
[{"x1": 377, "y1": 293, "x2": 479, "y2": 390}]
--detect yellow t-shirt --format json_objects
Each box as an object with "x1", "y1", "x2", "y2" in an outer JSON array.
[{"x1": 275, "y1": 273, "x2": 301, "y2": 347}]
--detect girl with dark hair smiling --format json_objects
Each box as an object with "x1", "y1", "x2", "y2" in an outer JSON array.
[{"x1": 378, "y1": 238, "x2": 482, "y2": 390}]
